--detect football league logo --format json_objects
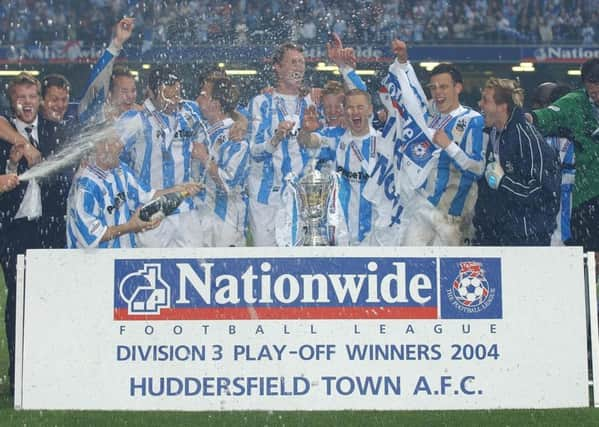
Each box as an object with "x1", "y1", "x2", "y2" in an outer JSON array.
[
  {"x1": 411, "y1": 141, "x2": 431, "y2": 158},
  {"x1": 440, "y1": 258, "x2": 502, "y2": 319},
  {"x1": 118, "y1": 263, "x2": 171, "y2": 315},
  {"x1": 452, "y1": 261, "x2": 489, "y2": 308}
]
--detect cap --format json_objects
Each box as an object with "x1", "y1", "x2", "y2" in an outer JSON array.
[{"x1": 148, "y1": 66, "x2": 181, "y2": 93}]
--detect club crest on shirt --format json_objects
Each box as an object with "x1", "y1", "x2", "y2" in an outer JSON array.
[
  {"x1": 453, "y1": 118, "x2": 467, "y2": 139},
  {"x1": 411, "y1": 141, "x2": 432, "y2": 158}
]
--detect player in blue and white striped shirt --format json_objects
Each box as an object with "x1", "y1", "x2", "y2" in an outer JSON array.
[
  {"x1": 78, "y1": 17, "x2": 140, "y2": 125},
  {"x1": 116, "y1": 66, "x2": 204, "y2": 247},
  {"x1": 385, "y1": 40, "x2": 486, "y2": 246},
  {"x1": 247, "y1": 42, "x2": 316, "y2": 246},
  {"x1": 194, "y1": 76, "x2": 250, "y2": 247},
  {"x1": 66, "y1": 131, "x2": 200, "y2": 248},
  {"x1": 313, "y1": 89, "x2": 397, "y2": 245}
]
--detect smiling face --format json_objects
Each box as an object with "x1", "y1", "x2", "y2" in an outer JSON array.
[
  {"x1": 428, "y1": 72, "x2": 462, "y2": 114},
  {"x1": 322, "y1": 92, "x2": 345, "y2": 127},
  {"x1": 110, "y1": 75, "x2": 137, "y2": 114},
  {"x1": 11, "y1": 83, "x2": 40, "y2": 124},
  {"x1": 274, "y1": 47, "x2": 305, "y2": 93},
  {"x1": 478, "y1": 87, "x2": 504, "y2": 128},
  {"x1": 154, "y1": 81, "x2": 182, "y2": 113},
  {"x1": 344, "y1": 92, "x2": 372, "y2": 137},
  {"x1": 42, "y1": 85, "x2": 69, "y2": 122}
]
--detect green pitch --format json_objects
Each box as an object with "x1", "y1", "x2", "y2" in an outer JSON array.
[{"x1": 1, "y1": 269, "x2": 599, "y2": 426}]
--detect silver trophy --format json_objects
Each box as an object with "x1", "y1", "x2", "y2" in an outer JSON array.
[{"x1": 297, "y1": 134, "x2": 334, "y2": 246}]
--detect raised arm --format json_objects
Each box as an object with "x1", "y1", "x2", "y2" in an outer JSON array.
[
  {"x1": 78, "y1": 17, "x2": 135, "y2": 123},
  {"x1": 327, "y1": 33, "x2": 367, "y2": 91}
]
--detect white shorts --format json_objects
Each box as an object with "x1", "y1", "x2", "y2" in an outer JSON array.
[
  {"x1": 202, "y1": 203, "x2": 247, "y2": 247},
  {"x1": 248, "y1": 197, "x2": 278, "y2": 246},
  {"x1": 398, "y1": 194, "x2": 463, "y2": 247},
  {"x1": 136, "y1": 210, "x2": 200, "y2": 248}
]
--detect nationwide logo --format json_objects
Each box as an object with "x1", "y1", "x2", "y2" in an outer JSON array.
[
  {"x1": 114, "y1": 257, "x2": 439, "y2": 320},
  {"x1": 440, "y1": 258, "x2": 502, "y2": 319},
  {"x1": 119, "y1": 263, "x2": 170, "y2": 315},
  {"x1": 533, "y1": 47, "x2": 599, "y2": 62},
  {"x1": 114, "y1": 257, "x2": 504, "y2": 321}
]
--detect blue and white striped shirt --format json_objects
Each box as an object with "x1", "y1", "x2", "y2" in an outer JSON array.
[
  {"x1": 319, "y1": 127, "x2": 382, "y2": 244},
  {"x1": 247, "y1": 91, "x2": 315, "y2": 205},
  {"x1": 66, "y1": 162, "x2": 155, "y2": 248},
  {"x1": 546, "y1": 135, "x2": 575, "y2": 242},
  {"x1": 195, "y1": 118, "x2": 250, "y2": 222},
  {"x1": 117, "y1": 99, "x2": 203, "y2": 212},
  {"x1": 77, "y1": 42, "x2": 121, "y2": 124},
  {"x1": 384, "y1": 60, "x2": 486, "y2": 217}
]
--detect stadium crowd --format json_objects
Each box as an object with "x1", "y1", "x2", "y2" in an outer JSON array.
[{"x1": 1, "y1": 0, "x2": 599, "y2": 46}]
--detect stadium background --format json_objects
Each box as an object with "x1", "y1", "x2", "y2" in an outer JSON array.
[
  {"x1": 1, "y1": 0, "x2": 598, "y2": 110},
  {"x1": 2, "y1": 0, "x2": 599, "y2": 424}
]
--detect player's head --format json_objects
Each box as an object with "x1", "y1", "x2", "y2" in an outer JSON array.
[
  {"x1": 94, "y1": 127, "x2": 124, "y2": 170},
  {"x1": 109, "y1": 66, "x2": 137, "y2": 114},
  {"x1": 148, "y1": 65, "x2": 182, "y2": 112},
  {"x1": 40, "y1": 74, "x2": 70, "y2": 123},
  {"x1": 531, "y1": 82, "x2": 557, "y2": 109},
  {"x1": 344, "y1": 89, "x2": 372, "y2": 136},
  {"x1": 197, "y1": 76, "x2": 239, "y2": 122},
  {"x1": 428, "y1": 63, "x2": 463, "y2": 114},
  {"x1": 531, "y1": 82, "x2": 571, "y2": 109},
  {"x1": 478, "y1": 77, "x2": 524, "y2": 128},
  {"x1": 581, "y1": 58, "x2": 599, "y2": 105},
  {"x1": 7, "y1": 72, "x2": 41, "y2": 124},
  {"x1": 198, "y1": 64, "x2": 227, "y2": 91},
  {"x1": 272, "y1": 42, "x2": 305, "y2": 92},
  {"x1": 322, "y1": 80, "x2": 345, "y2": 127}
]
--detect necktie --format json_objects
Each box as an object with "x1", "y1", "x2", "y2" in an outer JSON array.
[{"x1": 25, "y1": 126, "x2": 38, "y2": 148}]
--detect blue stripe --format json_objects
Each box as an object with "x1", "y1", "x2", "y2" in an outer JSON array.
[
  {"x1": 298, "y1": 98, "x2": 311, "y2": 173},
  {"x1": 346, "y1": 70, "x2": 367, "y2": 91},
  {"x1": 78, "y1": 87, "x2": 105, "y2": 124},
  {"x1": 76, "y1": 191, "x2": 99, "y2": 246},
  {"x1": 258, "y1": 161, "x2": 274, "y2": 204},
  {"x1": 358, "y1": 139, "x2": 372, "y2": 241},
  {"x1": 291, "y1": 191, "x2": 298, "y2": 244},
  {"x1": 251, "y1": 97, "x2": 273, "y2": 160},
  {"x1": 214, "y1": 192, "x2": 228, "y2": 220},
  {"x1": 339, "y1": 147, "x2": 352, "y2": 227},
  {"x1": 225, "y1": 143, "x2": 249, "y2": 187},
  {"x1": 161, "y1": 113, "x2": 176, "y2": 189},
  {"x1": 79, "y1": 50, "x2": 115, "y2": 99},
  {"x1": 448, "y1": 175, "x2": 474, "y2": 216},
  {"x1": 140, "y1": 115, "x2": 154, "y2": 188},
  {"x1": 561, "y1": 183, "x2": 573, "y2": 241},
  {"x1": 255, "y1": 97, "x2": 275, "y2": 203},
  {"x1": 181, "y1": 115, "x2": 194, "y2": 210},
  {"x1": 279, "y1": 107, "x2": 292, "y2": 179},
  {"x1": 428, "y1": 152, "x2": 450, "y2": 207}
]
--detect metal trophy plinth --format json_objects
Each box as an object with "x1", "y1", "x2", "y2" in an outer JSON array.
[{"x1": 297, "y1": 156, "x2": 333, "y2": 246}]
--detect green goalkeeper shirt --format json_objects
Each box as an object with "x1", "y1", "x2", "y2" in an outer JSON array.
[{"x1": 533, "y1": 89, "x2": 599, "y2": 208}]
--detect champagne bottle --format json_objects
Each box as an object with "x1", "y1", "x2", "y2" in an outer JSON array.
[{"x1": 139, "y1": 190, "x2": 190, "y2": 222}]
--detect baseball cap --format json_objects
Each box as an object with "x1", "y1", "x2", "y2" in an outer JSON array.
[{"x1": 148, "y1": 66, "x2": 181, "y2": 93}]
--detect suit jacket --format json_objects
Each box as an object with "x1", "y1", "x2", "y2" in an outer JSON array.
[{"x1": 0, "y1": 114, "x2": 74, "y2": 247}]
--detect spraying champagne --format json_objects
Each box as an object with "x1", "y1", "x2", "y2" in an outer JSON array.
[{"x1": 139, "y1": 189, "x2": 191, "y2": 222}]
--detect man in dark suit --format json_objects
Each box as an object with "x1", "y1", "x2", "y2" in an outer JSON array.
[
  {"x1": 0, "y1": 72, "x2": 72, "y2": 394},
  {"x1": 38, "y1": 73, "x2": 75, "y2": 250}
]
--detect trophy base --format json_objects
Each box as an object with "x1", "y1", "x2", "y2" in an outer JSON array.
[
  {"x1": 301, "y1": 235, "x2": 330, "y2": 246},
  {"x1": 301, "y1": 223, "x2": 330, "y2": 246}
]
